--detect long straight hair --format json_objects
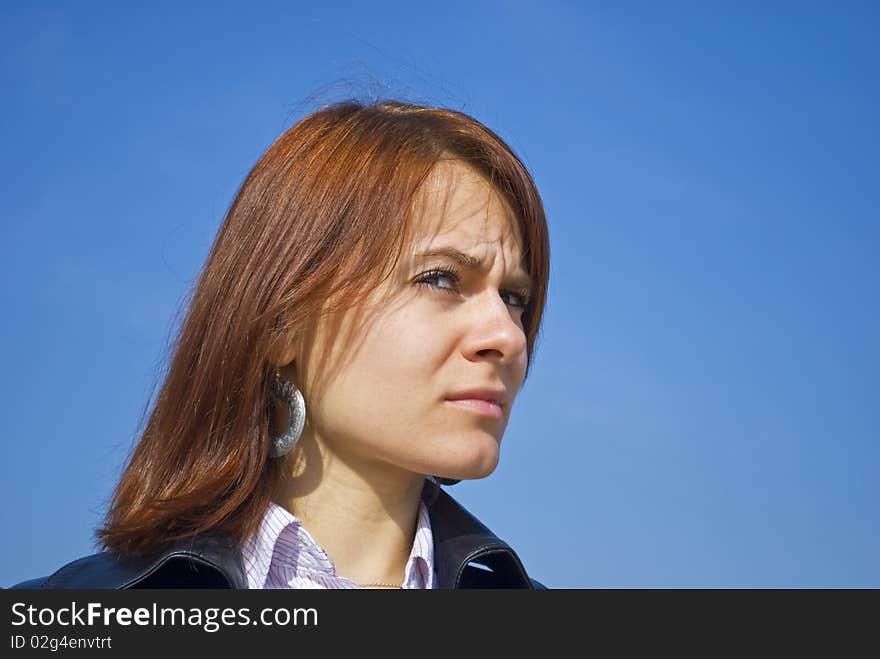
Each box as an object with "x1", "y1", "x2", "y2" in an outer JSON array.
[{"x1": 96, "y1": 99, "x2": 551, "y2": 556}]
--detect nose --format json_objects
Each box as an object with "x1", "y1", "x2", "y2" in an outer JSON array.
[{"x1": 459, "y1": 291, "x2": 528, "y2": 366}]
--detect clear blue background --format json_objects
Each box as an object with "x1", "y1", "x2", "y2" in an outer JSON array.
[{"x1": 2, "y1": 1, "x2": 877, "y2": 588}]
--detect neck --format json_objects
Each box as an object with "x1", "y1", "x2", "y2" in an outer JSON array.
[{"x1": 272, "y1": 433, "x2": 427, "y2": 587}]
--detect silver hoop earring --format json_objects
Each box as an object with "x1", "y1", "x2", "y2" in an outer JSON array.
[{"x1": 269, "y1": 370, "x2": 306, "y2": 458}]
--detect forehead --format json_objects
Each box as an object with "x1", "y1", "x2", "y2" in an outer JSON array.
[{"x1": 409, "y1": 160, "x2": 524, "y2": 257}]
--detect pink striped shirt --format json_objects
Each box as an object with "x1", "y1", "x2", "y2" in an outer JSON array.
[{"x1": 241, "y1": 500, "x2": 434, "y2": 589}]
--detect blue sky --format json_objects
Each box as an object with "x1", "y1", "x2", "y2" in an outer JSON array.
[{"x1": 1, "y1": 1, "x2": 877, "y2": 588}]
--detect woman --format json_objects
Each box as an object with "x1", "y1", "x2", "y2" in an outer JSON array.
[{"x1": 11, "y1": 99, "x2": 550, "y2": 589}]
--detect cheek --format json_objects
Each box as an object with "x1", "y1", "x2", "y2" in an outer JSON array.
[
  {"x1": 359, "y1": 314, "x2": 448, "y2": 391},
  {"x1": 331, "y1": 309, "x2": 450, "y2": 408},
  {"x1": 311, "y1": 316, "x2": 456, "y2": 462},
  {"x1": 515, "y1": 348, "x2": 528, "y2": 383},
  {"x1": 505, "y1": 354, "x2": 529, "y2": 410}
]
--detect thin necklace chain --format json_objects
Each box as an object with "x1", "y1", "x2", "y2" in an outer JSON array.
[{"x1": 359, "y1": 582, "x2": 402, "y2": 589}]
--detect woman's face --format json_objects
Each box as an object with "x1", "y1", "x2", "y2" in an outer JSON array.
[{"x1": 283, "y1": 160, "x2": 532, "y2": 483}]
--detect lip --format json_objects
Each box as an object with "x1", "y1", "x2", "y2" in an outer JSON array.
[
  {"x1": 444, "y1": 387, "x2": 507, "y2": 420},
  {"x1": 445, "y1": 388, "x2": 507, "y2": 407},
  {"x1": 445, "y1": 398, "x2": 503, "y2": 419}
]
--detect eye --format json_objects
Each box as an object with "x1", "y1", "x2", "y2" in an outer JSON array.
[
  {"x1": 415, "y1": 267, "x2": 461, "y2": 295},
  {"x1": 501, "y1": 290, "x2": 530, "y2": 310},
  {"x1": 416, "y1": 267, "x2": 531, "y2": 310}
]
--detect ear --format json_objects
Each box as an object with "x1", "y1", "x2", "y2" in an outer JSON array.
[{"x1": 268, "y1": 333, "x2": 299, "y2": 370}]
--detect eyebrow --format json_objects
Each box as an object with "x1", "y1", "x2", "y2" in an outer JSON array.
[{"x1": 415, "y1": 248, "x2": 533, "y2": 290}]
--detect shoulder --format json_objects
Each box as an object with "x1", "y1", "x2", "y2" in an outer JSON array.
[{"x1": 6, "y1": 534, "x2": 245, "y2": 590}]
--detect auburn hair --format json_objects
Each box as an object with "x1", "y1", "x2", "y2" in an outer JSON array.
[{"x1": 96, "y1": 99, "x2": 551, "y2": 556}]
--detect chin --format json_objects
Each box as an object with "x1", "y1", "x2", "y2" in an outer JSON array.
[{"x1": 432, "y1": 440, "x2": 500, "y2": 481}]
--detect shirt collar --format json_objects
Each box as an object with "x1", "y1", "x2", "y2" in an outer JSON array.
[{"x1": 241, "y1": 498, "x2": 434, "y2": 589}]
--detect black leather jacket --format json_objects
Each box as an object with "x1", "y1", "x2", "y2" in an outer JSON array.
[{"x1": 10, "y1": 482, "x2": 545, "y2": 589}]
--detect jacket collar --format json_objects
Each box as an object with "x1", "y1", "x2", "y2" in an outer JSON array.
[
  {"x1": 34, "y1": 481, "x2": 532, "y2": 589},
  {"x1": 422, "y1": 480, "x2": 532, "y2": 588}
]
